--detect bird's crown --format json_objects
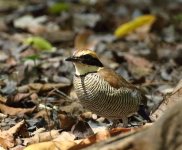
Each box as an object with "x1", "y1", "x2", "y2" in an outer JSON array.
[{"x1": 73, "y1": 49, "x2": 98, "y2": 58}]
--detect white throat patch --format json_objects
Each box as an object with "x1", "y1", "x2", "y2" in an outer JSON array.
[{"x1": 74, "y1": 63, "x2": 101, "y2": 75}]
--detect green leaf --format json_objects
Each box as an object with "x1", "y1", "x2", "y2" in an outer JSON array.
[
  {"x1": 24, "y1": 36, "x2": 55, "y2": 51},
  {"x1": 24, "y1": 54, "x2": 40, "y2": 61},
  {"x1": 174, "y1": 14, "x2": 182, "y2": 22},
  {"x1": 48, "y1": 2, "x2": 70, "y2": 14}
]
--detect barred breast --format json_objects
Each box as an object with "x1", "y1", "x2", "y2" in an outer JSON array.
[{"x1": 73, "y1": 73, "x2": 142, "y2": 119}]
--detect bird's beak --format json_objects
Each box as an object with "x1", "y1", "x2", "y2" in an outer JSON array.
[{"x1": 65, "y1": 56, "x2": 80, "y2": 62}]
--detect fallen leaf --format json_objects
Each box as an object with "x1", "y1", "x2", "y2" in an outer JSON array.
[
  {"x1": 7, "y1": 120, "x2": 26, "y2": 136},
  {"x1": 0, "y1": 120, "x2": 25, "y2": 149},
  {"x1": 48, "y1": 2, "x2": 70, "y2": 14},
  {"x1": 58, "y1": 114, "x2": 77, "y2": 130},
  {"x1": 28, "y1": 83, "x2": 70, "y2": 92},
  {"x1": 0, "y1": 133, "x2": 14, "y2": 149},
  {"x1": 9, "y1": 93, "x2": 31, "y2": 103},
  {"x1": 114, "y1": 15, "x2": 156, "y2": 38},
  {"x1": 9, "y1": 145, "x2": 25, "y2": 150},
  {"x1": 123, "y1": 53, "x2": 153, "y2": 77},
  {"x1": 24, "y1": 36, "x2": 55, "y2": 52},
  {"x1": 24, "y1": 54, "x2": 40, "y2": 62},
  {"x1": 24, "y1": 140, "x2": 76, "y2": 150},
  {"x1": 0, "y1": 103, "x2": 36, "y2": 116},
  {"x1": 70, "y1": 128, "x2": 131, "y2": 150},
  {"x1": 71, "y1": 120, "x2": 94, "y2": 139},
  {"x1": 28, "y1": 24, "x2": 46, "y2": 35},
  {"x1": 24, "y1": 141, "x2": 61, "y2": 150},
  {"x1": 14, "y1": 15, "x2": 46, "y2": 30},
  {"x1": 124, "y1": 53, "x2": 152, "y2": 68},
  {"x1": 24, "y1": 132, "x2": 76, "y2": 150},
  {"x1": 23, "y1": 130, "x2": 60, "y2": 145},
  {"x1": 17, "y1": 83, "x2": 70, "y2": 93},
  {"x1": 13, "y1": 15, "x2": 47, "y2": 34},
  {"x1": 109, "y1": 127, "x2": 132, "y2": 137},
  {"x1": 74, "y1": 30, "x2": 98, "y2": 50}
]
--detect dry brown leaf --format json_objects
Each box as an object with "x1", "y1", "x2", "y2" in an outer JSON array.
[
  {"x1": 23, "y1": 130, "x2": 60, "y2": 145},
  {"x1": 29, "y1": 83, "x2": 71, "y2": 92},
  {"x1": 123, "y1": 53, "x2": 153, "y2": 77},
  {"x1": 9, "y1": 145, "x2": 25, "y2": 150},
  {"x1": 18, "y1": 83, "x2": 70, "y2": 93},
  {"x1": 124, "y1": 53, "x2": 153, "y2": 68},
  {"x1": 28, "y1": 24, "x2": 46, "y2": 35},
  {"x1": 0, "y1": 103, "x2": 36, "y2": 116},
  {"x1": 74, "y1": 30, "x2": 98, "y2": 50},
  {"x1": 54, "y1": 131, "x2": 75, "y2": 142},
  {"x1": 109, "y1": 127, "x2": 132, "y2": 137},
  {"x1": 0, "y1": 120, "x2": 25, "y2": 149},
  {"x1": 24, "y1": 141, "x2": 62, "y2": 150},
  {"x1": 12, "y1": 93, "x2": 31, "y2": 103},
  {"x1": 70, "y1": 128, "x2": 131, "y2": 150},
  {"x1": 0, "y1": 135, "x2": 14, "y2": 149},
  {"x1": 58, "y1": 114, "x2": 77, "y2": 130},
  {"x1": 31, "y1": 128, "x2": 46, "y2": 136},
  {"x1": 7, "y1": 120, "x2": 26, "y2": 135},
  {"x1": 151, "y1": 79, "x2": 182, "y2": 121},
  {"x1": 72, "y1": 120, "x2": 94, "y2": 139},
  {"x1": 24, "y1": 132, "x2": 76, "y2": 150},
  {"x1": 34, "y1": 109, "x2": 50, "y2": 122},
  {"x1": 24, "y1": 140, "x2": 76, "y2": 150},
  {"x1": 30, "y1": 93, "x2": 39, "y2": 101}
]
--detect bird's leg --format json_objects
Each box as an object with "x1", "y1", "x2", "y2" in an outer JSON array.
[
  {"x1": 108, "y1": 119, "x2": 120, "y2": 129},
  {"x1": 122, "y1": 117, "x2": 128, "y2": 128}
]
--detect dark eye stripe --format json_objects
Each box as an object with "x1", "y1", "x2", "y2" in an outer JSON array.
[
  {"x1": 82, "y1": 54, "x2": 93, "y2": 59},
  {"x1": 80, "y1": 54, "x2": 103, "y2": 67}
]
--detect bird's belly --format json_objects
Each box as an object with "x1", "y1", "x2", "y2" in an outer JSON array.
[
  {"x1": 75, "y1": 86, "x2": 138, "y2": 119},
  {"x1": 74, "y1": 74, "x2": 139, "y2": 119},
  {"x1": 78, "y1": 92, "x2": 137, "y2": 119}
]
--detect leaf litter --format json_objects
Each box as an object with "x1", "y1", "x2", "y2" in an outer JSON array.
[{"x1": 0, "y1": 0, "x2": 182, "y2": 150}]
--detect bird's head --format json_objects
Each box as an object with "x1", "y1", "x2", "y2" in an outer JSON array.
[{"x1": 65, "y1": 49, "x2": 103, "y2": 75}]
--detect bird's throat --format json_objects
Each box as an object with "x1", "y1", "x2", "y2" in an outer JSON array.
[{"x1": 74, "y1": 63, "x2": 102, "y2": 76}]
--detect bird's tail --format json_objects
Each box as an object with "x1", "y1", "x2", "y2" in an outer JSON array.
[{"x1": 138, "y1": 105, "x2": 152, "y2": 122}]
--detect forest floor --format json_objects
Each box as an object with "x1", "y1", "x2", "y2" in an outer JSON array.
[{"x1": 0, "y1": 0, "x2": 182, "y2": 149}]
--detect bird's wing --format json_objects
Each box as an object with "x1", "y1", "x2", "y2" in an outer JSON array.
[
  {"x1": 98, "y1": 68, "x2": 147, "y2": 105},
  {"x1": 98, "y1": 68, "x2": 135, "y2": 89}
]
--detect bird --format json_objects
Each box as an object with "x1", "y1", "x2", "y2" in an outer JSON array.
[{"x1": 65, "y1": 49, "x2": 151, "y2": 127}]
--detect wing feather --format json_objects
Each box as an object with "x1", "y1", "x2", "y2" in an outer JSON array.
[{"x1": 98, "y1": 68, "x2": 147, "y2": 105}]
